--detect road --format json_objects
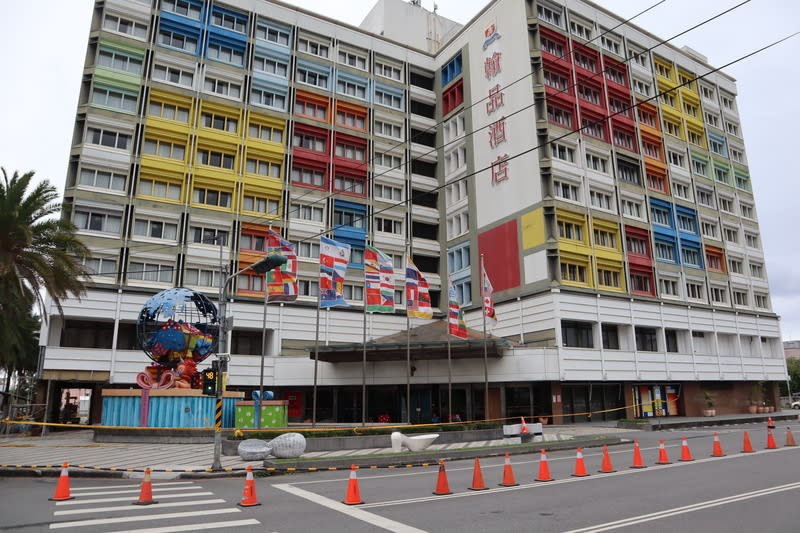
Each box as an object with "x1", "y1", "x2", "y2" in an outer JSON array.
[{"x1": 2, "y1": 424, "x2": 798, "y2": 532}]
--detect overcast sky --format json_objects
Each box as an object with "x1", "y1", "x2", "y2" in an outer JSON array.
[{"x1": 1, "y1": 0, "x2": 797, "y2": 339}]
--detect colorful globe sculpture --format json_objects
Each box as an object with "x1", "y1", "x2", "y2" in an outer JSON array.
[{"x1": 136, "y1": 288, "x2": 219, "y2": 368}]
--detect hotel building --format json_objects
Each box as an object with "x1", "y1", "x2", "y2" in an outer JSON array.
[{"x1": 38, "y1": 0, "x2": 786, "y2": 425}]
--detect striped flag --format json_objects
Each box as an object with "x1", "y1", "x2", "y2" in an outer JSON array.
[
  {"x1": 482, "y1": 269, "x2": 497, "y2": 321},
  {"x1": 319, "y1": 237, "x2": 351, "y2": 308},
  {"x1": 364, "y1": 246, "x2": 395, "y2": 313},
  {"x1": 266, "y1": 230, "x2": 298, "y2": 302},
  {"x1": 448, "y1": 281, "x2": 468, "y2": 338},
  {"x1": 405, "y1": 256, "x2": 432, "y2": 319}
]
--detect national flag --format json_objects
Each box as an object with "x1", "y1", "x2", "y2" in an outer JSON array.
[
  {"x1": 482, "y1": 269, "x2": 497, "y2": 321},
  {"x1": 266, "y1": 230, "x2": 298, "y2": 302},
  {"x1": 364, "y1": 246, "x2": 395, "y2": 313},
  {"x1": 319, "y1": 237, "x2": 351, "y2": 308},
  {"x1": 448, "y1": 281, "x2": 468, "y2": 338},
  {"x1": 405, "y1": 256, "x2": 432, "y2": 319}
]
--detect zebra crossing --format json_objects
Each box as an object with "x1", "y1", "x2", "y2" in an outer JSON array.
[{"x1": 49, "y1": 480, "x2": 263, "y2": 532}]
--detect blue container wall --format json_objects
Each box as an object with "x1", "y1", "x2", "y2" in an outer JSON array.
[{"x1": 101, "y1": 396, "x2": 237, "y2": 428}]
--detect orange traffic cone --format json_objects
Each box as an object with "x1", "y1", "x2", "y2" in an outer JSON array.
[
  {"x1": 343, "y1": 465, "x2": 364, "y2": 505},
  {"x1": 536, "y1": 450, "x2": 554, "y2": 482},
  {"x1": 742, "y1": 431, "x2": 755, "y2": 453},
  {"x1": 237, "y1": 465, "x2": 260, "y2": 507},
  {"x1": 468, "y1": 457, "x2": 488, "y2": 490},
  {"x1": 679, "y1": 437, "x2": 694, "y2": 461},
  {"x1": 598, "y1": 444, "x2": 615, "y2": 473},
  {"x1": 630, "y1": 440, "x2": 647, "y2": 469},
  {"x1": 767, "y1": 417, "x2": 775, "y2": 430},
  {"x1": 498, "y1": 453, "x2": 519, "y2": 487},
  {"x1": 49, "y1": 462, "x2": 74, "y2": 501},
  {"x1": 572, "y1": 448, "x2": 589, "y2": 477},
  {"x1": 786, "y1": 428, "x2": 797, "y2": 447},
  {"x1": 711, "y1": 432, "x2": 725, "y2": 457},
  {"x1": 132, "y1": 467, "x2": 158, "y2": 505},
  {"x1": 656, "y1": 440, "x2": 671, "y2": 464},
  {"x1": 766, "y1": 428, "x2": 778, "y2": 449},
  {"x1": 433, "y1": 461, "x2": 453, "y2": 495},
  {"x1": 520, "y1": 417, "x2": 530, "y2": 435}
]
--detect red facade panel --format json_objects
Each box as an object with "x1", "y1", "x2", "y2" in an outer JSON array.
[{"x1": 478, "y1": 220, "x2": 520, "y2": 293}]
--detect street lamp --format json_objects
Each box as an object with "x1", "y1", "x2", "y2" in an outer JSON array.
[{"x1": 212, "y1": 253, "x2": 287, "y2": 470}]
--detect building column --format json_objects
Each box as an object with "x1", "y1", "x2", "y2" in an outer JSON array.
[{"x1": 550, "y1": 381, "x2": 563, "y2": 425}]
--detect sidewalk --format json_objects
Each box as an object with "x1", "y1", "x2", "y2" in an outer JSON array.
[{"x1": 1, "y1": 411, "x2": 793, "y2": 478}]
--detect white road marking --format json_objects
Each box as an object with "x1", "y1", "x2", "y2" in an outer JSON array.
[
  {"x1": 558, "y1": 481, "x2": 800, "y2": 533},
  {"x1": 55, "y1": 491, "x2": 213, "y2": 505},
  {"x1": 70, "y1": 482, "x2": 195, "y2": 492},
  {"x1": 103, "y1": 519, "x2": 261, "y2": 533},
  {"x1": 50, "y1": 508, "x2": 240, "y2": 529},
  {"x1": 54, "y1": 499, "x2": 226, "y2": 516},
  {"x1": 58, "y1": 486, "x2": 203, "y2": 496},
  {"x1": 275, "y1": 483, "x2": 429, "y2": 533}
]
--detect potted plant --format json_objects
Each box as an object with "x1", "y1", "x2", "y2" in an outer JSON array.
[
  {"x1": 703, "y1": 391, "x2": 716, "y2": 417},
  {"x1": 747, "y1": 384, "x2": 759, "y2": 414}
]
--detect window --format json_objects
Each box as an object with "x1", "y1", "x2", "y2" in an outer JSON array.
[
  {"x1": 185, "y1": 267, "x2": 219, "y2": 288},
  {"x1": 660, "y1": 93, "x2": 676, "y2": 108},
  {"x1": 253, "y1": 55, "x2": 288, "y2": 77},
  {"x1": 291, "y1": 166, "x2": 325, "y2": 187},
  {"x1": 683, "y1": 102, "x2": 699, "y2": 118},
  {"x1": 293, "y1": 131, "x2": 326, "y2": 152},
  {"x1": 733, "y1": 290, "x2": 748, "y2": 306},
  {"x1": 442, "y1": 80, "x2": 464, "y2": 115},
  {"x1": 152, "y1": 64, "x2": 194, "y2": 87},
  {"x1": 374, "y1": 217, "x2": 403, "y2": 235},
  {"x1": 334, "y1": 142, "x2": 366, "y2": 161},
  {"x1": 251, "y1": 86, "x2": 286, "y2": 110},
  {"x1": 585, "y1": 153, "x2": 608, "y2": 173},
  {"x1": 638, "y1": 108, "x2": 657, "y2": 128},
  {"x1": 336, "y1": 109, "x2": 366, "y2": 130},
  {"x1": 692, "y1": 158, "x2": 708, "y2": 177},
  {"x1": 243, "y1": 194, "x2": 279, "y2": 215},
  {"x1": 660, "y1": 278, "x2": 679, "y2": 296},
  {"x1": 597, "y1": 268, "x2": 620, "y2": 288},
  {"x1": 621, "y1": 199, "x2": 643, "y2": 218},
  {"x1": 138, "y1": 178, "x2": 181, "y2": 200},
  {"x1": 374, "y1": 152, "x2": 403, "y2": 169},
  {"x1": 189, "y1": 223, "x2": 228, "y2": 248},
  {"x1": 561, "y1": 261, "x2": 588, "y2": 284},
  {"x1": 98, "y1": 49, "x2": 142, "y2": 75},
  {"x1": 207, "y1": 43, "x2": 244, "y2": 66},
  {"x1": 246, "y1": 158, "x2": 281, "y2": 178},
  {"x1": 654, "y1": 241, "x2": 675, "y2": 262},
  {"x1": 633, "y1": 79, "x2": 651, "y2": 96},
  {"x1": 664, "y1": 119, "x2": 681, "y2": 138},
  {"x1": 445, "y1": 180, "x2": 467, "y2": 206},
  {"x1": 338, "y1": 50, "x2": 367, "y2": 70},
  {"x1": 590, "y1": 189, "x2": 612, "y2": 210},
  {"x1": 631, "y1": 273, "x2": 652, "y2": 294},
  {"x1": 375, "y1": 60, "x2": 402, "y2": 81},
  {"x1": 714, "y1": 167, "x2": 729, "y2": 184},
  {"x1": 740, "y1": 203, "x2": 754, "y2": 219},
  {"x1": 103, "y1": 14, "x2": 148, "y2": 39},
  {"x1": 248, "y1": 123, "x2": 283, "y2": 143},
  {"x1": 196, "y1": 149, "x2": 235, "y2": 169},
  {"x1": 192, "y1": 187, "x2": 232, "y2": 208},
  {"x1": 142, "y1": 138, "x2": 185, "y2": 160},
  {"x1": 719, "y1": 197, "x2": 734, "y2": 213},
  {"x1": 129, "y1": 261, "x2": 173, "y2": 282},
  {"x1": 665, "y1": 330, "x2": 679, "y2": 352},
  {"x1": 297, "y1": 67, "x2": 330, "y2": 89},
  {"x1": 710, "y1": 286, "x2": 728, "y2": 304},
  {"x1": 298, "y1": 37, "x2": 329, "y2": 58},
  {"x1": 628, "y1": 46, "x2": 648, "y2": 68},
  {"x1": 651, "y1": 206, "x2": 671, "y2": 227},
  {"x1": 86, "y1": 127, "x2": 130, "y2": 150},
  {"x1": 687, "y1": 130, "x2": 704, "y2": 147},
  {"x1": 577, "y1": 84, "x2": 601, "y2": 105},
  {"x1": 686, "y1": 281, "x2": 705, "y2": 300},
  {"x1": 721, "y1": 95, "x2": 736, "y2": 111},
  {"x1": 374, "y1": 88, "x2": 402, "y2": 109},
  {"x1": 635, "y1": 327, "x2": 658, "y2": 352},
  {"x1": 444, "y1": 146, "x2": 467, "y2": 174},
  {"x1": 554, "y1": 180, "x2": 579, "y2": 201},
  {"x1": 334, "y1": 208, "x2": 366, "y2": 229},
  {"x1": 204, "y1": 77, "x2": 241, "y2": 98},
  {"x1": 617, "y1": 161, "x2": 640, "y2": 184},
  {"x1": 704, "y1": 112, "x2": 720, "y2": 128},
  {"x1": 82, "y1": 256, "x2": 117, "y2": 278},
  {"x1": 593, "y1": 229, "x2": 617, "y2": 249},
  {"x1": 681, "y1": 247, "x2": 701, "y2": 267},
  {"x1": 343, "y1": 285, "x2": 364, "y2": 301},
  {"x1": 557, "y1": 220, "x2": 584, "y2": 241},
  {"x1": 375, "y1": 120, "x2": 402, "y2": 139},
  {"x1": 295, "y1": 99, "x2": 327, "y2": 120},
  {"x1": 626, "y1": 235, "x2": 648, "y2": 255},
  {"x1": 601, "y1": 35, "x2": 622, "y2": 55},
  {"x1": 552, "y1": 142, "x2": 575, "y2": 162},
  {"x1": 668, "y1": 150, "x2": 685, "y2": 168},
  {"x1": 447, "y1": 245, "x2": 471, "y2": 272},
  {"x1": 573, "y1": 52, "x2": 596, "y2": 72},
  {"x1": 299, "y1": 279, "x2": 320, "y2": 296},
  {"x1": 162, "y1": 0, "x2": 202, "y2": 20},
  {"x1": 646, "y1": 172, "x2": 665, "y2": 192},
  {"x1": 745, "y1": 233, "x2": 759, "y2": 249},
  {"x1": 749, "y1": 262, "x2": 764, "y2": 278},
  {"x1": 709, "y1": 136, "x2": 727, "y2": 156},
  {"x1": 696, "y1": 188, "x2": 714, "y2": 207},
  {"x1": 201, "y1": 112, "x2": 238, "y2": 133},
  {"x1": 375, "y1": 183, "x2": 403, "y2": 202},
  {"x1": 754, "y1": 293, "x2": 769, "y2": 309},
  {"x1": 212, "y1": 10, "x2": 246, "y2": 33},
  {"x1": 728, "y1": 258, "x2": 743, "y2": 274},
  {"x1": 290, "y1": 203, "x2": 324, "y2": 222},
  {"x1": 613, "y1": 129, "x2": 635, "y2": 150},
  {"x1": 723, "y1": 226, "x2": 739, "y2": 244},
  {"x1": 655, "y1": 62, "x2": 672, "y2": 79},
  {"x1": 537, "y1": 3, "x2": 563, "y2": 27},
  {"x1": 441, "y1": 54, "x2": 463, "y2": 86},
  {"x1": 334, "y1": 174, "x2": 366, "y2": 195},
  {"x1": 701, "y1": 85, "x2": 715, "y2": 101},
  {"x1": 134, "y1": 218, "x2": 178, "y2": 240},
  {"x1": 158, "y1": 30, "x2": 198, "y2": 53},
  {"x1": 149, "y1": 100, "x2": 190, "y2": 122},
  {"x1": 74, "y1": 209, "x2": 122, "y2": 234},
  {"x1": 561, "y1": 321, "x2": 593, "y2": 348},
  {"x1": 293, "y1": 240, "x2": 320, "y2": 258},
  {"x1": 540, "y1": 36, "x2": 565, "y2": 57},
  {"x1": 91, "y1": 86, "x2": 137, "y2": 112},
  {"x1": 544, "y1": 70, "x2": 569, "y2": 90},
  {"x1": 677, "y1": 214, "x2": 696, "y2": 233},
  {"x1": 701, "y1": 221, "x2": 718, "y2": 239},
  {"x1": 609, "y1": 97, "x2": 630, "y2": 117},
  {"x1": 731, "y1": 148, "x2": 745, "y2": 164},
  {"x1": 240, "y1": 233, "x2": 265, "y2": 252},
  {"x1": 256, "y1": 22, "x2": 290, "y2": 46},
  {"x1": 673, "y1": 181, "x2": 690, "y2": 200},
  {"x1": 447, "y1": 211, "x2": 469, "y2": 238},
  {"x1": 79, "y1": 168, "x2": 126, "y2": 191},
  {"x1": 602, "y1": 324, "x2": 620, "y2": 349},
  {"x1": 570, "y1": 20, "x2": 593, "y2": 40}
]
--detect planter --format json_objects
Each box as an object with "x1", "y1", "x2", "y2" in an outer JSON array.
[
  {"x1": 757, "y1": 406, "x2": 767, "y2": 414},
  {"x1": 747, "y1": 405, "x2": 758, "y2": 414},
  {"x1": 703, "y1": 409, "x2": 716, "y2": 417},
  {"x1": 767, "y1": 406, "x2": 774, "y2": 413}
]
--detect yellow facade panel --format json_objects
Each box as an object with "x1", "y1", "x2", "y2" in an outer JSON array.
[
  {"x1": 140, "y1": 155, "x2": 188, "y2": 176},
  {"x1": 521, "y1": 208, "x2": 546, "y2": 249}
]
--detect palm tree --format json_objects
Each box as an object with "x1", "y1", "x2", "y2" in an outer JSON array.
[{"x1": 0, "y1": 167, "x2": 91, "y2": 328}]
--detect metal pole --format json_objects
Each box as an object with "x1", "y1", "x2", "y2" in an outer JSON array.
[
  {"x1": 447, "y1": 327, "x2": 452, "y2": 424},
  {"x1": 481, "y1": 255, "x2": 489, "y2": 421},
  {"x1": 406, "y1": 309, "x2": 411, "y2": 424},
  {"x1": 312, "y1": 298, "x2": 321, "y2": 428},
  {"x1": 256, "y1": 292, "x2": 269, "y2": 430},
  {"x1": 41, "y1": 379, "x2": 52, "y2": 440},
  {"x1": 362, "y1": 305, "x2": 368, "y2": 427},
  {"x1": 212, "y1": 264, "x2": 228, "y2": 470}
]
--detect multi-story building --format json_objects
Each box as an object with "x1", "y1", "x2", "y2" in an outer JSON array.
[{"x1": 38, "y1": 0, "x2": 786, "y2": 426}]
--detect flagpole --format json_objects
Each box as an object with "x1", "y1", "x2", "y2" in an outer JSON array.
[
  {"x1": 312, "y1": 289, "x2": 321, "y2": 428},
  {"x1": 362, "y1": 293, "x2": 368, "y2": 427},
  {"x1": 481, "y1": 254, "x2": 489, "y2": 421},
  {"x1": 447, "y1": 319, "x2": 452, "y2": 424},
  {"x1": 257, "y1": 291, "x2": 269, "y2": 430}
]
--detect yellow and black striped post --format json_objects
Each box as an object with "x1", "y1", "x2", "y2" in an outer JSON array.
[{"x1": 215, "y1": 399, "x2": 223, "y2": 431}]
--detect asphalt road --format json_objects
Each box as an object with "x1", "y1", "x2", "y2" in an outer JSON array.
[{"x1": 2, "y1": 425, "x2": 799, "y2": 532}]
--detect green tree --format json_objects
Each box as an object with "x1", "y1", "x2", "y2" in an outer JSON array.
[
  {"x1": 0, "y1": 168, "x2": 90, "y2": 377},
  {"x1": 786, "y1": 358, "x2": 800, "y2": 395}
]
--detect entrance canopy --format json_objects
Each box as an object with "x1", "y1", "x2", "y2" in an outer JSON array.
[{"x1": 308, "y1": 321, "x2": 510, "y2": 363}]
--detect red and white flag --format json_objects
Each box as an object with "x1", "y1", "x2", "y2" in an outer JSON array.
[{"x1": 482, "y1": 269, "x2": 497, "y2": 321}]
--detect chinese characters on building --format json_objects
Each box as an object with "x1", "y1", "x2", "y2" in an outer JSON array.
[{"x1": 482, "y1": 23, "x2": 509, "y2": 184}]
